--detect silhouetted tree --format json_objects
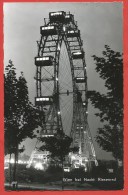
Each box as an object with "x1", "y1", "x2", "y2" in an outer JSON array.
[
  {"x1": 88, "y1": 45, "x2": 123, "y2": 162},
  {"x1": 4, "y1": 60, "x2": 42, "y2": 183},
  {"x1": 39, "y1": 131, "x2": 78, "y2": 190}
]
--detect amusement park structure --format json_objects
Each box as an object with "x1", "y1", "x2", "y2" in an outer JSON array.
[{"x1": 27, "y1": 11, "x2": 98, "y2": 171}]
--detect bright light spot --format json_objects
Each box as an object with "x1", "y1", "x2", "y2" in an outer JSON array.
[
  {"x1": 68, "y1": 30, "x2": 74, "y2": 34},
  {"x1": 63, "y1": 26, "x2": 66, "y2": 31},
  {"x1": 10, "y1": 159, "x2": 14, "y2": 164},
  {"x1": 65, "y1": 15, "x2": 70, "y2": 18},
  {"x1": 58, "y1": 111, "x2": 60, "y2": 115},
  {"x1": 36, "y1": 97, "x2": 50, "y2": 102},
  {"x1": 35, "y1": 162, "x2": 44, "y2": 170},
  {"x1": 64, "y1": 167, "x2": 70, "y2": 172},
  {"x1": 73, "y1": 52, "x2": 82, "y2": 55},
  {"x1": 95, "y1": 160, "x2": 98, "y2": 166},
  {"x1": 51, "y1": 12, "x2": 63, "y2": 16},
  {"x1": 76, "y1": 77, "x2": 84, "y2": 80},
  {"x1": 42, "y1": 26, "x2": 54, "y2": 30},
  {"x1": 56, "y1": 77, "x2": 58, "y2": 81}
]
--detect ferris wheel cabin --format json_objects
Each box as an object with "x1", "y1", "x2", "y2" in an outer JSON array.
[
  {"x1": 72, "y1": 51, "x2": 84, "y2": 59},
  {"x1": 67, "y1": 29, "x2": 80, "y2": 37},
  {"x1": 35, "y1": 56, "x2": 54, "y2": 66},
  {"x1": 40, "y1": 25, "x2": 58, "y2": 36},
  {"x1": 35, "y1": 96, "x2": 53, "y2": 105},
  {"x1": 49, "y1": 11, "x2": 66, "y2": 23}
]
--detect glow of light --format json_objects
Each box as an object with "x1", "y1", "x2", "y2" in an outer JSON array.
[
  {"x1": 95, "y1": 160, "x2": 98, "y2": 166},
  {"x1": 76, "y1": 77, "x2": 84, "y2": 80},
  {"x1": 68, "y1": 30, "x2": 74, "y2": 33},
  {"x1": 86, "y1": 111, "x2": 88, "y2": 114},
  {"x1": 36, "y1": 97, "x2": 50, "y2": 102},
  {"x1": 18, "y1": 160, "x2": 22, "y2": 164},
  {"x1": 10, "y1": 159, "x2": 14, "y2": 164},
  {"x1": 65, "y1": 15, "x2": 70, "y2": 18},
  {"x1": 64, "y1": 167, "x2": 70, "y2": 172},
  {"x1": 56, "y1": 77, "x2": 59, "y2": 81},
  {"x1": 63, "y1": 26, "x2": 66, "y2": 31},
  {"x1": 42, "y1": 26, "x2": 54, "y2": 30},
  {"x1": 42, "y1": 134, "x2": 54, "y2": 137},
  {"x1": 71, "y1": 155, "x2": 76, "y2": 160},
  {"x1": 73, "y1": 52, "x2": 82, "y2": 55},
  {"x1": 58, "y1": 111, "x2": 60, "y2": 115},
  {"x1": 51, "y1": 12, "x2": 63, "y2": 16},
  {"x1": 35, "y1": 162, "x2": 44, "y2": 170}
]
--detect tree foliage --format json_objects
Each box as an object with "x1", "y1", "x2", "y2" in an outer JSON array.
[
  {"x1": 4, "y1": 60, "x2": 42, "y2": 155},
  {"x1": 88, "y1": 45, "x2": 123, "y2": 160},
  {"x1": 39, "y1": 131, "x2": 78, "y2": 190},
  {"x1": 39, "y1": 131, "x2": 78, "y2": 161}
]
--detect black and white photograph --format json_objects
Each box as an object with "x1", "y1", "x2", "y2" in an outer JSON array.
[{"x1": 4, "y1": 2, "x2": 123, "y2": 191}]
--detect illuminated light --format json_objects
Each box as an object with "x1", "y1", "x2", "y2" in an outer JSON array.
[
  {"x1": 68, "y1": 30, "x2": 74, "y2": 33},
  {"x1": 42, "y1": 134, "x2": 54, "y2": 137},
  {"x1": 81, "y1": 127, "x2": 83, "y2": 129},
  {"x1": 36, "y1": 57, "x2": 43, "y2": 61},
  {"x1": 58, "y1": 111, "x2": 60, "y2": 115},
  {"x1": 65, "y1": 15, "x2": 70, "y2": 18},
  {"x1": 51, "y1": 12, "x2": 63, "y2": 16},
  {"x1": 35, "y1": 162, "x2": 44, "y2": 170},
  {"x1": 73, "y1": 52, "x2": 82, "y2": 55},
  {"x1": 58, "y1": 45, "x2": 61, "y2": 51},
  {"x1": 42, "y1": 26, "x2": 55, "y2": 30},
  {"x1": 36, "y1": 57, "x2": 54, "y2": 61},
  {"x1": 83, "y1": 103, "x2": 86, "y2": 106},
  {"x1": 86, "y1": 111, "x2": 88, "y2": 114},
  {"x1": 56, "y1": 77, "x2": 58, "y2": 81},
  {"x1": 64, "y1": 167, "x2": 70, "y2": 172},
  {"x1": 63, "y1": 26, "x2": 66, "y2": 31},
  {"x1": 95, "y1": 160, "x2": 98, "y2": 166},
  {"x1": 36, "y1": 97, "x2": 50, "y2": 102},
  {"x1": 10, "y1": 159, "x2": 14, "y2": 164}
]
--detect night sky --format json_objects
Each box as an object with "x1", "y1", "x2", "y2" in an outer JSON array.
[{"x1": 4, "y1": 2, "x2": 123, "y2": 160}]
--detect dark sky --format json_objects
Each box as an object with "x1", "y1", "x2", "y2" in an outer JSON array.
[{"x1": 4, "y1": 2, "x2": 123, "y2": 160}]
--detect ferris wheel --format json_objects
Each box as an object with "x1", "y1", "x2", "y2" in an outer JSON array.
[{"x1": 28, "y1": 11, "x2": 98, "y2": 169}]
